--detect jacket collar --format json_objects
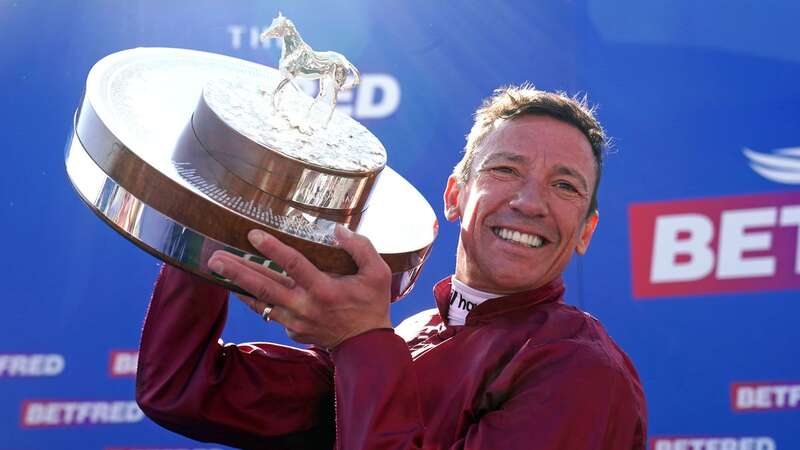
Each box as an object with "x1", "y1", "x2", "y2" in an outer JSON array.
[{"x1": 433, "y1": 276, "x2": 565, "y2": 326}]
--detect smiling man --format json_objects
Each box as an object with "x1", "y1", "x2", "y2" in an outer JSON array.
[
  {"x1": 447, "y1": 113, "x2": 599, "y2": 295},
  {"x1": 136, "y1": 85, "x2": 647, "y2": 450}
]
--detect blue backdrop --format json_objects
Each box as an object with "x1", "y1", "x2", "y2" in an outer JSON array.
[{"x1": 2, "y1": 1, "x2": 798, "y2": 448}]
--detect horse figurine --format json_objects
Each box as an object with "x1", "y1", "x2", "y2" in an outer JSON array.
[{"x1": 261, "y1": 12, "x2": 360, "y2": 127}]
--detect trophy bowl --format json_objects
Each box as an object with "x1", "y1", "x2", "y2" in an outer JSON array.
[{"x1": 65, "y1": 47, "x2": 437, "y2": 300}]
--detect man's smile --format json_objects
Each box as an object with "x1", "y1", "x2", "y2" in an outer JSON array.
[{"x1": 491, "y1": 226, "x2": 548, "y2": 248}]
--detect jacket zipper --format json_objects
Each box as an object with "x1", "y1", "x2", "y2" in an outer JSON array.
[{"x1": 334, "y1": 369, "x2": 341, "y2": 450}]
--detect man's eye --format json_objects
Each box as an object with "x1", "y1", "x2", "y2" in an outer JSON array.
[
  {"x1": 555, "y1": 181, "x2": 578, "y2": 193},
  {"x1": 491, "y1": 166, "x2": 516, "y2": 175}
]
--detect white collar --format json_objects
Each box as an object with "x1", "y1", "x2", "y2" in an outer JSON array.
[{"x1": 447, "y1": 276, "x2": 502, "y2": 326}]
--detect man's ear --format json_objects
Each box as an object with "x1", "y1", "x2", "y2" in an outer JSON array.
[
  {"x1": 576, "y1": 210, "x2": 599, "y2": 255},
  {"x1": 443, "y1": 175, "x2": 463, "y2": 222}
]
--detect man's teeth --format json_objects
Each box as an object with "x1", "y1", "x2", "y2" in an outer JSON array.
[{"x1": 493, "y1": 227, "x2": 544, "y2": 248}]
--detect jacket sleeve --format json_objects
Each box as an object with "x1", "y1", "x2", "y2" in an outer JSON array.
[
  {"x1": 136, "y1": 264, "x2": 335, "y2": 450},
  {"x1": 331, "y1": 331, "x2": 646, "y2": 450}
]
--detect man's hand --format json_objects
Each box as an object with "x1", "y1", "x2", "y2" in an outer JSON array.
[{"x1": 207, "y1": 226, "x2": 393, "y2": 349}]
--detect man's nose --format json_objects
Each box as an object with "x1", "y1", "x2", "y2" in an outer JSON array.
[{"x1": 508, "y1": 182, "x2": 548, "y2": 217}]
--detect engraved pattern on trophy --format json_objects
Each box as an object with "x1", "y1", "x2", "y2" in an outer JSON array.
[
  {"x1": 261, "y1": 12, "x2": 360, "y2": 127},
  {"x1": 172, "y1": 162, "x2": 338, "y2": 246}
]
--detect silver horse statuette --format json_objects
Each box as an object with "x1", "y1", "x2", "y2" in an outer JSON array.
[{"x1": 261, "y1": 13, "x2": 360, "y2": 127}]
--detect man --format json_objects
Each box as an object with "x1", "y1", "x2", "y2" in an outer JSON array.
[{"x1": 136, "y1": 85, "x2": 647, "y2": 449}]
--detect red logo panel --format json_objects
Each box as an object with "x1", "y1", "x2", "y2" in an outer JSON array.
[
  {"x1": 629, "y1": 191, "x2": 800, "y2": 299},
  {"x1": 731, "y1": 381, "x2": 800, "y2": 411},
  {"x1": 108, "y1": 350, "x2": 138, "y2": 377},
  {"x1": 650, "y1": 436, "x2": 776, "y2": 450},
  {"x1": 20, "y1": 400, "x2": 143, "y2": 427}
]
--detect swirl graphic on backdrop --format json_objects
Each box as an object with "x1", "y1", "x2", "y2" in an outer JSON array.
[{"x1": 743, "y1": 146, "x2": 800, "y2": 184}]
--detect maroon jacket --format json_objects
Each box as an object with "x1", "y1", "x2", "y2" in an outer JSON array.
[{"x1": 136, "y1": 265, "x2": 647, "y2": 449}]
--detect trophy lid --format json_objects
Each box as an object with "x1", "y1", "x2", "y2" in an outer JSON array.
[
  {"x1": 203, "y1": 77, "x2": 387, "y2": 174},
  {"x1": 191, "y1": 75, "x2": 385, "y2": 215}
]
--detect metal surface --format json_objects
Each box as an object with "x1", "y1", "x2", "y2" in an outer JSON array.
[{"x1": 66, "y1": 48, "x2": 437, "y2": 299}]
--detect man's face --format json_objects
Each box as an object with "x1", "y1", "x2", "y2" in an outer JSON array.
[{"x1": 444, "y1": 115, "x2": 599, "y2": 294}]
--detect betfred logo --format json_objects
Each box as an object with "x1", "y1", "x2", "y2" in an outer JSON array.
[
  {"x1": 0, "y1": 353, "x2": 65, "y2": 377},
  {"x1": 651, "y1": 436, "x2": 776, "y2": 450},
  {"x1": 731, "y1": 381, "x2": 800, "y2": 411},
  {"x1": 629, "y1": 191, "x2": 800, "y2": 298},
  {"x1": 20, "y1": 400, "x2": 144, "y2": 427},
  {"x1": 109, "y1": 350, "x2": 138, "y2": 377}
]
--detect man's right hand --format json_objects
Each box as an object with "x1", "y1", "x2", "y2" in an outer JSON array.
[{"x1": 208, "y1": 226, "x2": 393, "y2": 349}]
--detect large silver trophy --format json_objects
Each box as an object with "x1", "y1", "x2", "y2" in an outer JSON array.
[{"x1": 65, "y1": 14, "x2": 437, "y2": 299}]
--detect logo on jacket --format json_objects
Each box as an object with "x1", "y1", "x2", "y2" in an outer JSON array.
[{"x1": 744, "y1": 146, "x2": 800, "y2": 184}]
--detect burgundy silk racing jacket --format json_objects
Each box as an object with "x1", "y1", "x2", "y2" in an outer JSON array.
[{"x1": 136, "y1": 264, "x2": 647, "y2": 450}]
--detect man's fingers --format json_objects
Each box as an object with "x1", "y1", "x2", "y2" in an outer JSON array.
[
  {"x1": 210, "y1": 250, "x2": 295, "y2": 289},
  {"x1": 233, "y1": 294, "x2": 293, "y2": 328},
  {"x1": 247, "y1": 230, "x2": 321, "y2": 287},
  {"x1": 335, "y1": 225, "x2": 387, "y2": 276},
  {"x1": 209, "y1": 252, "x2": 296, "y2": 309}
]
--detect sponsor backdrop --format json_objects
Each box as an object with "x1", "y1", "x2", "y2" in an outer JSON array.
[{"x1": 1, "y1": 0, "x2": 797, "y2": 448}]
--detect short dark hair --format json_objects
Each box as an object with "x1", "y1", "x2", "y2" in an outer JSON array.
[{"x1": 453, "y1": 84, "x2": 607, "y2": 216}]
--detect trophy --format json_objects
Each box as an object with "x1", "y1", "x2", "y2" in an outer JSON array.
[{"x1": 65, "y1": 14, "x2": 437, "y2": 299}]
